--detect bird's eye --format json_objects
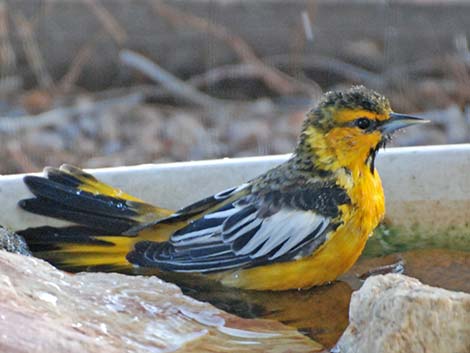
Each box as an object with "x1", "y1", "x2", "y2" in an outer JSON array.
[{"x1": 355, "y1": 117, "x2": 371, "y2": 130}]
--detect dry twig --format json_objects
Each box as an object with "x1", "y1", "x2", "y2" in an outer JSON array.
[
  {"x1": 0, "y1": 2, "x2": 21, "y2": 95},
  {"x1": 382, "y1": 56, "x2": 456, "y2": 81},
  {"x1": 12, "y1": 11, "x2": 53, "y2": 89},
  {"x1": 120, "y1": 50, "x2": 222, "y2": 109},
  {"x1": 187, "y1": 64, "x2": 262, "y2": 88},
  {"x1": 0, "y1": 2, "x2": 16, "y2": 77},
  {"x1": 151, "y1": 0, "x2": 318, "y2": 96},
  {"x1": 267, "y1": 54, "x2": 384, "y2": 88},
  {"x1": 82, "y1": 0, "x2": 127, "y2": 44},
  {"x1": 187, "y1": 63, "x2": 320, "y2": 97},
  {"x1": 58, "y1": 31, "x2": 107, "y2": 93}
]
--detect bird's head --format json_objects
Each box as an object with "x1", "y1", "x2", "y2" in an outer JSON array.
[{"x1": 297, "y1": 86, "x2": 428, "y2": 172}]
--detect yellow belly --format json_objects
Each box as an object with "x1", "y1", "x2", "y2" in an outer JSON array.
[
  {"x1": 217, "y1": 167, "x2": 385, "y2": 291},
  {"x1": 217, "y1": 219, "x2": 372, "y2": 290}
]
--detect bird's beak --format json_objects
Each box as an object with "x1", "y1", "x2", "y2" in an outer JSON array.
[{"x1": 380, "y1": 112, "x2": 430, "y2": 134}]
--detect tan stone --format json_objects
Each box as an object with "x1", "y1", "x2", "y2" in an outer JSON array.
[
  {"x1": 335, "y1": 274, "x2": 470, "y2": 353},
  {"x1": 0, "y1": 251, "x2": 323, "y2": 353}
]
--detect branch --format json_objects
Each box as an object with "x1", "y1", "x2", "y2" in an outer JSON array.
[
  {"x1": 120, "y1": 50, "x2": 222, "y2": 108},
  {"x1": 0, "y1": 1, "x2": 17, "y2": 77},
  {"x1": 82, "y1": 0, "x2": 127, "y2": 44},
  {"x1": 267, "y1": 54, "x2": 384, "y2": 88},
  {"x1": 12, "y1": 11, "x2": 53, "y2": 89},
  {"x1": 151, "y1": 1, "x2": 318, "y2": 96},
  {"x1": 58, "y1": 32, "x2": 106, "y2": 93}
]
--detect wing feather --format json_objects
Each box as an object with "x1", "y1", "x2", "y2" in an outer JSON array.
[{"x1": 127, "y1": 182, "x2": 350, "y2": 273}]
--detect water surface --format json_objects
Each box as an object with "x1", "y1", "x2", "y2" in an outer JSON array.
[{"x1": 161, "y1": 230, "x2": 470, "y2": 348}]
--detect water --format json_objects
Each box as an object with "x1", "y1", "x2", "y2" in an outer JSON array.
[
  {"x1": 160, "y1": 229, "x2": 470, "y2": 349},
  {"x1": 8, "y1": 223, "x2": 467, "y2": 350}
]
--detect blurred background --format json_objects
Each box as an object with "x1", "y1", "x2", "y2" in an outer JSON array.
[{"x1": 0, "y1": 0, "x2": 469, "y2": 174}]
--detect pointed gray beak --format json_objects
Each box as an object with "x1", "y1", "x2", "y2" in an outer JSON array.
[{"x1": 380, "y1": 113, "x2": 430, "y2": 134}]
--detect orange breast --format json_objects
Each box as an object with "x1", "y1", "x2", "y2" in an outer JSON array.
[{"x1": 218, "y1": 165, "x2": 385, "y2": 291}]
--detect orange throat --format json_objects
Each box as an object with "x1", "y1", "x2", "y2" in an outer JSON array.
[{"x1": 217, "y1": 162, "x2": 385, "y2": 291}]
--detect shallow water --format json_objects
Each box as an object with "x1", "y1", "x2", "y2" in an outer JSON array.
[
  {"x1": 161, "y1": 238, "x2": 470, "y2": 348},
  {"x1": 6, "y1": 222, "x2": 467, "y2": 350}
]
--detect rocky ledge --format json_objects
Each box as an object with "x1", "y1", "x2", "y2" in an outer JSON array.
[
  {"x1": 335, "y1": 274, "x2": 470, "y2": 353},
  {"x1": 0, "y1": 250, "x2": 323, "y2": 353}
]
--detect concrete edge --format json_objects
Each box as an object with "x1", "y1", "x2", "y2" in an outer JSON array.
[{"x1": 0, "y1": 144, "x2": 469, "y2": 236}]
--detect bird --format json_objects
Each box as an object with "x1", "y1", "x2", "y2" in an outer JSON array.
[{"x1": 17, "y1": 86, "x2": 428, "y2": 291}]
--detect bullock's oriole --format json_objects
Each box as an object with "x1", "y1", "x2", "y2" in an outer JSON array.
[{"x1": 18, "y1": 86, "x2": 428, "y2": 291}]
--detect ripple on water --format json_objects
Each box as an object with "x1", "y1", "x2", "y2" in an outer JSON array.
[
  {"x1": 178, "y1": 306, "x2": 225, "y2": 327},
  {"x1": 218, "y1": 326, "x2": 280, "y2": 339}
]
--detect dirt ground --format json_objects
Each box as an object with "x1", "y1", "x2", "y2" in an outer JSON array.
[{"x1": 0, "y1": 1, "x2": 469, "y2": 174}]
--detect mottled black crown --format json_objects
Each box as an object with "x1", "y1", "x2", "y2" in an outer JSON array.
[
  {"x1": 305, "y1": 86, "x2": 391, "y2": 131},
  {"x1": 318, "y1": 86, "x2": 390, "y2": 114}
]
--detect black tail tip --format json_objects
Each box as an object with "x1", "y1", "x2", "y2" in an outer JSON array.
[
  {"x1": 23, "y1": 175, "x2": 43, "y2": 188},
  {"x1": 17, "y1": 199, "x2": 28, "y2": 209}
]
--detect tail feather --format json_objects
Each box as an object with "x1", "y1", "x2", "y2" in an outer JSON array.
[
  {"x1": 45, "y1": 165, "x2": 147, "y2": 203},
  {"x1": 23, "y1": 175, "x2": 138, "y2": 219},
  {"x1": 17, "y1": 164, "x2": 175, "y2": 273},
  {"x1": 19, "y1": 196, "x2": 137, "y2": 234}
]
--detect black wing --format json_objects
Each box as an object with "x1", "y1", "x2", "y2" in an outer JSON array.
[{"x1": 127, "y1": 183, "x2": 349, "y2": 273}]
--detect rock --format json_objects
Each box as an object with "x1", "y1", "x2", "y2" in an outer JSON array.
[
  {"x1": 23, "y1": 130, "x2": 67, "y2": 151},
  {"x1": 20, "y1": 90, "x2": 53, "y2": 115},
  {"x1": 163, "y1": 112, "x2": 216, "y2": 160},
  {"x1": 0, "y1": 251, "x2": 323, "y2": 353},
  {"x1": 334, "y1": 274, "x2": 470, "y2": 353},
  {"x1": 0, "y1": 226, "x2": 31, "y2": 256},
  {"x1": 226, "y1": 119, "x2": 271, "y2": 152}
]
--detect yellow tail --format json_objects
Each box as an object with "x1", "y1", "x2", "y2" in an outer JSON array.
[{"x1": 18, "y1": 164, "x2": 176, "y2": 273}]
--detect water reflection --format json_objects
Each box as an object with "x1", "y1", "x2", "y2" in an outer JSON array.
[
  {"x1": 155, "y1": 247, "x2": 470, "y2": 348},
  {"x1": 159, "y1": 273, "x2": 352, "y2": 348}
]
